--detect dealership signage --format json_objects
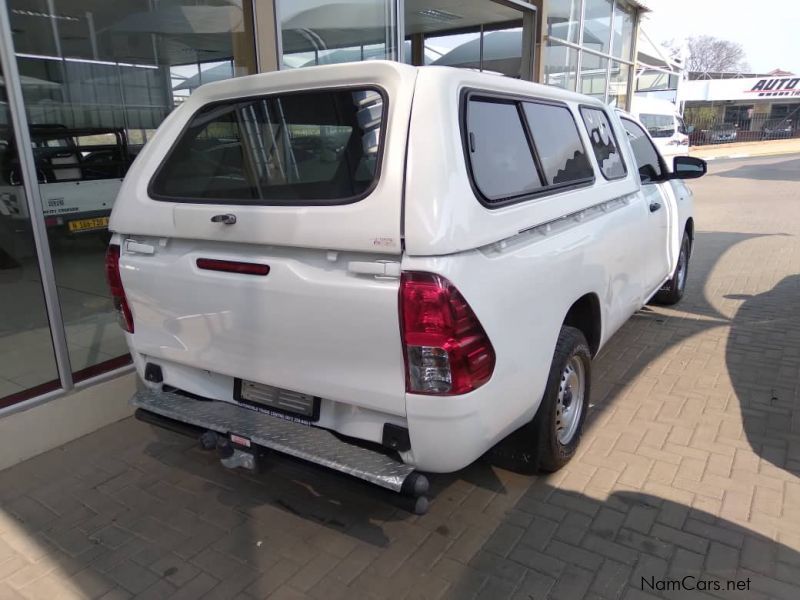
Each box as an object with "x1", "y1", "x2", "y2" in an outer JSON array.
[
  {"x1": 680, "y1": 75, "x2": 800, "y2": 102},
  {"x1": 746, "y1": 77, "x2": 800, "y2": 97}
]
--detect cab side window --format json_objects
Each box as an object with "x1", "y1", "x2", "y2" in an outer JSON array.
[
  {"x1": 521, "y1": 102, "x2": 594, "y2": 186},
  {"x1": 579, "y1": 107, "x2": 626, "y2": 180},
  {"x1": 621, "y1": 118, "x2": 664, "y2": 184},
  {"x1": 465, "y1": 95, "x2": 594, "y2": 207},
  {"x1": 466, "y1": 98, "x2": 544, "y2": 203}
]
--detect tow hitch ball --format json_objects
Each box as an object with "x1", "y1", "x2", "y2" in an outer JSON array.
[{"x1": 200, "y1": 430, "x2": 257, "y2": 471}]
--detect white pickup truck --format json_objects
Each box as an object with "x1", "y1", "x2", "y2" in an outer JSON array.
[{"x1": 108, "y1": 62, "x2": 705, "y2": 513}]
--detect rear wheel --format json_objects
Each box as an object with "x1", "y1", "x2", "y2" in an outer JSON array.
[
  {"x1": 653, "y1": 231, "x2": 690, "y2": 305},
  {"x1": 533, "y1": 326, "x2": 592, "y2": 472},
  {"x1": 487, "y1": 326, "x2": 591, "y2": 473}
]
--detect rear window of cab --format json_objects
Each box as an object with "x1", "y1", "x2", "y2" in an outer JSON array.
[
  {"x1": 149, "y1": 87, "x2": 386, "y2": 205},
  {"x1": 463, "y1": 92, "x2": 595, "y2": 207}
]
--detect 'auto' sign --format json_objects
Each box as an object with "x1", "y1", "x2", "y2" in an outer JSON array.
[
  {"x1": 680, "y1": 76, "x2": 800, "y2": 102},
  {"x1": 746, "y1": 78, "x2": 800, "y2": 97}
]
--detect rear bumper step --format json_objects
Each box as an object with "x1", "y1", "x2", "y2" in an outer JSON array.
[{"x1": 130, "y1": 389, "x2": 426, "y2": 496}]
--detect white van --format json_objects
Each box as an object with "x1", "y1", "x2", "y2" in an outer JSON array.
[
  {"x1": 631, "y1": 96, "x2": 690, "y2": 161},
  {"x1": 108, "y1": 62, "x2": 705, "y2": 513}
]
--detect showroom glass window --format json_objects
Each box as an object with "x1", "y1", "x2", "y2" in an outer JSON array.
[
  {"x1": 0, "y1": 62, "x2": 61, "y2": 407},
  {"x1": 278, "y1": 1, "x2": 533, "y2": 80},
  {"x1": 7, "y1": 0, "x2": 256, "y2": 386},
  {"x1": 547, "y1": 0, "x2": 582, "y2": 45},
  {"x1": 279, "y1": 0, "x2": 397, "y2": 68},
  {"x1": 543, "y1": 0, "x2": 638, "y2": 108}
]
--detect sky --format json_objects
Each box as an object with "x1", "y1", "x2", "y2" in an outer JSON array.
[{"x1": 640, "y1": 0, "x2": 800, "y2": 75}]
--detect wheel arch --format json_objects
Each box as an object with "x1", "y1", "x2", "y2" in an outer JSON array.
[{"x1": 562, "y1": 293, "x2": 602, "y2": 357}]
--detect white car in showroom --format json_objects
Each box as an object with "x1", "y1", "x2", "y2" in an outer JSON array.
[{"x1": 107, "y1": 62, "x2": 704, "y2": 513}]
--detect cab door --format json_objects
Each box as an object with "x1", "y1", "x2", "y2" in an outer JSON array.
[{"x1": 620, "y1": 117, "x2": 672, "y2": 298}]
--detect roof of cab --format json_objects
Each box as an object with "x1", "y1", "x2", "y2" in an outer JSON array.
[{"x1": 179, "y1": 60, "x2": 606, "y2": 110}]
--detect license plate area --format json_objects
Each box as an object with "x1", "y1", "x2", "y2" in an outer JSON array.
[
  {"x1": 68, "y1": 216, "x2": 109, "y2": 232},
  {"x1": 234, "y1": 379, "x2": 320, "y2": 422}
]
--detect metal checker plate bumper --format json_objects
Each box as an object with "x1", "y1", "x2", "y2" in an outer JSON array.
[{"x1": 131, "y1": 389, "x2": 415, "y2": 492}]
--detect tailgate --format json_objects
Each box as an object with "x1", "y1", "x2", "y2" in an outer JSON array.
[{"x1": 120, "y1": 238, "x2": 406, "y2": 415}]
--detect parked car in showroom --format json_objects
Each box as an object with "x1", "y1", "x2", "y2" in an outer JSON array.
[
  {"x1": 107, "y1": 62, "x2": 705, "y2": 513},
  {"x1": 761, "y1": 118, "x2": 794, "y2": 140}
]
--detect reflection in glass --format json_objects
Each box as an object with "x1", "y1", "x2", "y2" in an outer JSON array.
[
  {"x1": 621, "y1": 118, "x2": 663, "y2": 182},
  {"x1": 279, "y1": 0, "x2": 396, "y2": 68},
  {"x1": 467, "y1": 99, "x2": 542, "y2": 202},
  {"x1": 151, "y1": 89, "x2": 383, "y2": 203},
  {"x1": 430, "y1": 25, "x2": 524, "y2": 78},
  {"x1": 8, "y1": 0, "x2": 256, "y2": 379},
  {"x1": 547, "y1": 0, "x2": 582, "y2": 45},
  {"x1": 0, "y1": 65, "x2": 60, "y2": 406},
  {"x1": 608, "y1": 61, "x2": 630, "y2": 108},
  {"x1": 612, "y1": 2, "x2": 634, "y2": 60},
  {"x1": 405, "y1": 1, "x2": 526, "y2": 77},
  {"x1": 583, "y1": 0, "x2": 613, "y2": 56},
  {"x1": 522, "y1": 103, "x2": 593, "y2": 185},
  {"x1": 544, "y1": 40, "x2": 579, "y2": 91},
  {"x1": 580, "y1": 107, "x2": 626, "y2": 180},
  {"x1": 580, "y1": 52, "x2": 609, "y2": 99}
]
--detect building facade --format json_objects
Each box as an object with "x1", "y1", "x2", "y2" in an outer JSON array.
[
  {"x1": 0, "y1": 0, "x2": 643, "y2": 445},
  {"x1": 679, "y1": 73, "x2": 800, "y2": 143}
]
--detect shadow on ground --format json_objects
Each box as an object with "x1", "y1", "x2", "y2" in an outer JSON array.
[
  {"x1": 714, "y1": 156, "x2": 800, "y2": 182},
  {"x1": 1, "y1": 425, "x2": 799, "y2": 598}
]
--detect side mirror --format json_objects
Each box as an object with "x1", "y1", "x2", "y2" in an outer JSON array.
[
  {"x1": 670, "y1": 156, "x2": 707, "y2": 180},
  {"x1": 687, "y1": 125, "x2": 695, "y2": 134}
]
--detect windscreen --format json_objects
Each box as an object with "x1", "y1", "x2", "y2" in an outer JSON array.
[
  {"x1": 150, "y1": 88, "x2": 384, "y2": 204},
  {"x1": 639, "y1": 113, "x2": 675, "y2": 138}
]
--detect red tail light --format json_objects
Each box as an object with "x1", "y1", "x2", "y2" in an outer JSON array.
[
  {"x1": 400, "y1": 272, "x2": 495, "y2": 395},
  {"x1": 105, "y1": 244, "x2": 134, "y2": 333}
]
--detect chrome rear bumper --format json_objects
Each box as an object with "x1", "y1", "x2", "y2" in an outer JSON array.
[{"x1": 131, "y1": 389, "x2": 428, "y2": 501}]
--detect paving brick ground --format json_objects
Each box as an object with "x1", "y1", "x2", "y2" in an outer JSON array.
[{"x1": 1, "y1": 154, "x2": 800, "y2": 599}]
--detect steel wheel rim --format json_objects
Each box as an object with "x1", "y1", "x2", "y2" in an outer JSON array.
[{"x1": 555, "y1": 356, "x2": 585, "y2": 445}]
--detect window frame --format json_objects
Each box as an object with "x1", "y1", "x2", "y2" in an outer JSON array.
[
  {"x1": 578, "y1": 104, "x2": 628, "y2": 181},
  {"x1": 147, "y1": 85, "x2": 389, "y2": 206},
  {"x1": 460, "y1": 88, "x2": 596, "y2": 210},
  {"x1": 619, "y1": 116, "x2": 669, "y2": 185}
]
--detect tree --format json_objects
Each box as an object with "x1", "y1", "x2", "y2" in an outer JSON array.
[{"x1": 665, "y1": 35, "x2": 749, "y2": 75}]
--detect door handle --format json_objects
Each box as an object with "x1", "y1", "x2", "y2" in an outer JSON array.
[
  {"x1": 210, "y1": 213, "x2": 237, "y2": 225},
  {"x1": 649, "y1": 202, "x2": 662, "y2": 213}
]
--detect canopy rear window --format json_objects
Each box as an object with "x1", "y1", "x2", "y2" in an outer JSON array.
[{"x1": 149, "y1": 88, "x2": 385, "y2": 205}]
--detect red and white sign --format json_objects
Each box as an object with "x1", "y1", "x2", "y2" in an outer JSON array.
[{"x1": 680, "y1": 76, "x2": 800, "y2": 102}]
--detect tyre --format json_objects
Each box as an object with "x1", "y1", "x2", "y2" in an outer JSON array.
[
  {"x1": 532, "y1": 326, "x2": 592, "y2": 472},
  {"x1": 653, "y1": 231, "x2": 690, "y2": 305},
  {"x1": 487, "y1": 326, "x2": 591, "y2": 473}
]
